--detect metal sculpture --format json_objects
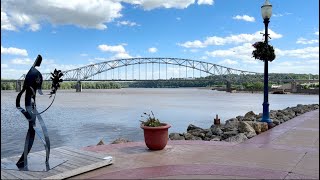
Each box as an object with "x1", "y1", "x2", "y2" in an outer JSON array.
[{"x1": 15, "y1": 55, "x2": 63, "y2": 171}]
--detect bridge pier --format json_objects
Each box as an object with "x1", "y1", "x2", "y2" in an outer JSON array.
[
  {"x1": 226, "y1": 81, "x2": 232, "y2": 93},
  {"x1": 291, "y1": 82, "x2": 297, "y2": 93},
  {"x1": 16, "y1": 80, "x2": 22, "y2": 92},
  {"x1": 76, "y1": 81, "x2": 82, "y2": 92}
]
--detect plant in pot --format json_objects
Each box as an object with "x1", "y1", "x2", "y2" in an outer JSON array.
[
  {"x1": 252, "y1": 41, "x2": 276, "y2": 62},
  {"x1": 140, "y1": 111, "x2": 171, "y2": 150}
]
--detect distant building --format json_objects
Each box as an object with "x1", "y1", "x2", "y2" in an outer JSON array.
[{"x1": 271, "y1": 84, "x2": 281, "y2": 89}]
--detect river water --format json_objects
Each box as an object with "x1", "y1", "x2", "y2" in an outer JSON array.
[{"x1": 1, "y1": 88, "x2": 318, "y2": 158}]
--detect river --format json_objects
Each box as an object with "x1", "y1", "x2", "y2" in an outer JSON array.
[{"x1": 1, "y1": 88, "x2": 318, "y2": 158}]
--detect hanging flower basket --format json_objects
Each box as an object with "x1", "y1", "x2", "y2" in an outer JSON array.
[{"x1": 252, "y1": 41, "x2": 276, "y2": 62}]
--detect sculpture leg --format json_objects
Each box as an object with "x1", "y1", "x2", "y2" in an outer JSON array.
[
  {"x1": 16, "y1": 122, "x2": 35, "y2": 169},
  {"x1": 35, "y1": 109, "x2": 50, "y2": 165}
]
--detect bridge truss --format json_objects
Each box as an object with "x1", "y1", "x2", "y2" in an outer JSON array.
[{"x1": 19, "y1": 58, "x2": 263, "y2": 82}]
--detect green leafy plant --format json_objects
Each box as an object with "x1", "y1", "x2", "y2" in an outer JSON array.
[
  {"x1": 140, "y1": 111, "x2": 162, "y2": 127},
  {"x1": 252, "y1": 41, "x2": 276, "y2": 62}
]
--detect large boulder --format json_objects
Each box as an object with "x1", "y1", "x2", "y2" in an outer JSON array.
[
  {"x1": 224, "y1": 133, "x2": 248, "y2": 143},
  {"x1": 272, "y1": 119, "x2": 280, "y2": 125},
  {"x1": 245, "y1": 131, "x2": 257, "y2": 139},
  {"x1": 243, "y1": 111, "x2": 257, "y2": 121},
  {"x1": 222, "y1": 130, "x2": 238, "y2": 140},
  {"x1": 282, "y1": 109, "x2": 296, "y2": 119},
  {"x1": 111, "y1": 138, "x2": 131, "y2": 144},
  {"x1": 238, "y1": 121, "x2": 257, "y2": 138},
  {"x1": 187, "y1": 124, "x2": 203, "y2": 131},
  {"x1": 292, "y1": 106, "x2": 304, "y2": 115},
  {"x1": 97, "y1": 139, "x2": 105, "y2": 145},
  {"x1": 236, "y1": 115, "x2": 244, "y2": 121},
  {"x1": 205, "y1": 130, "x2": 213, "y2": 138},
  {"x1": 282, "y1": 115, "x2": 291, "y2": 122},
  {"x1": 183, "y1": 132, "x2": 202, "y2": 140},
  {"x1": 256, "y1": 113, "x2": 263, "y2": 120},
  {"x1": 244, "y1": 121, "x2": 268, "y2": 134},
  {"x1": 224, "y1": 118, "x2": 239, "y2": 131},
  {"x1": 210, "y1": 126, "x2": 224, "y2": 136},
  {"x1": 269, "y1": 110, "x2": 278, "y2": 119},
  {"x1": 188, "y1": 129, "x2": 206, "y2": 139},
  {"x1": 210, "y1": 136, "x2": 221, "y2": 141},
  {"x1": 169, "y1": 133, "x2": 185, "y2": 140}
]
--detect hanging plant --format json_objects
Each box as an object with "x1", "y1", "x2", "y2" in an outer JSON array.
[{"x1": 252, "y1": 41, "x2": 276, "y2": 62}]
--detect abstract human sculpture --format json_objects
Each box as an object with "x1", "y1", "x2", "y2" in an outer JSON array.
[{"x1": 15, "y1": 55, "x2": 63, "y2": 171}]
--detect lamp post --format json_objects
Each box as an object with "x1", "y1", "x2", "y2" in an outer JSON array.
[{"x1": 261, "y1": 0, "x2": 272, "y2": 125}]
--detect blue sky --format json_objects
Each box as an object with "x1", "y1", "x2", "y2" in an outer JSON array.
[{"x1": 1, "y1": 0, "x2": 319, "y2": 79}]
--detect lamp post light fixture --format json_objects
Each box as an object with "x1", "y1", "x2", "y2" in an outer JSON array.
[{"x1": 261, "y1": 0, "x2": 272, "y2": 126}]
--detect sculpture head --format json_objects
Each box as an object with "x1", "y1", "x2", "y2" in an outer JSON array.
[{"x1": 23, "y1": 55, "x2": 43, "y2": 95}]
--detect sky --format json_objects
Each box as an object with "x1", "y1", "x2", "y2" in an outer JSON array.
[{"x1": 1, "y1": 0, "x2": 319, "y2": 79}]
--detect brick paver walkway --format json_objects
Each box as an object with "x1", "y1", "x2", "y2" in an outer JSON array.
[{"x1": 70, "y1": 110, "x2": 319, "y2": 179}]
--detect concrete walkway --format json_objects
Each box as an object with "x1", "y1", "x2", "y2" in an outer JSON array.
[{"x1": 70, "y1": 110, "x2": 319, "y2": 179}]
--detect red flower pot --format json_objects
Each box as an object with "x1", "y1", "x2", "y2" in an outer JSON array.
[{"x1": 141, "y1": 123, "x2": 171, "y2": 150}]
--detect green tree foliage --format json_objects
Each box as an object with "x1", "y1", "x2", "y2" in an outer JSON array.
[{"x1": 1, "y1": 81, "x2": 121, "y2": 90}]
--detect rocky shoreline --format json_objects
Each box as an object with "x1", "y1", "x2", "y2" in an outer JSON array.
[{"x1": 169, "y1": 104, "x2": 319, "y2": 143}]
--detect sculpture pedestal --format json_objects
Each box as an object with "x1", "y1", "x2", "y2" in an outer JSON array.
[{"x1": 1, "y1": 155, "x2": 67, "y2": 172}]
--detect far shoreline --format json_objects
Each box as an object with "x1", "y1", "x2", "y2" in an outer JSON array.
[{"x1": 1, "y1": 87, "x2": 319, "y2": 96}]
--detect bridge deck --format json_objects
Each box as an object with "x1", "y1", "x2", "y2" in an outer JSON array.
[{"x1": 1, "y1": 146, "x2": 113, "y2": 179}]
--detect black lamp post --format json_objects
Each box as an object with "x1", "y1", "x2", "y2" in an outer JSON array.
[{"x1": 261, "y1": 0, "x2": 272, "y2": 125}]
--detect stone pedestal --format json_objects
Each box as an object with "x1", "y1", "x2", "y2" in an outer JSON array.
[
  {"x1": 76, "y1": 81, "x2": 82, "y2": 92},
  {"x1": 16, "y1": 81, "x2": 22, "y2": 92},
  {"x1": 226, "y1": 81, "x2": 232, "y2": 93}
]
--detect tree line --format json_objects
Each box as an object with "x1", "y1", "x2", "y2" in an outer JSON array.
[{"x1": 1, "y1": 81, "x2": 121, "y2": 90}]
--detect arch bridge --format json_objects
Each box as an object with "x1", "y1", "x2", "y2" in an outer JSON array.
[{"x1": 16, "y1": 57, "x2": 310, "y2": 92}]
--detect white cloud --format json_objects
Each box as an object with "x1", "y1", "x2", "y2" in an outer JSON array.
[
  {"x1": 10, "y1": 58, "x2": 33, "y2": 65},
  {"x1": 116, "y1": 20, "x2": 139, "y2": 27},
  {"x1": 315, "y1": 31, "x2": 319, "y2": 36},
  {"x1": 28, "y1": 23, "x2": 40, "y2": 31},
  {"x1": 275, "y1": 46, "x2": 319, "y2": 59},
  {"x1": 272, "y1": 12, "x2": 292, "y2": 17},
  {"x1": 197, "y1": 0, "x2": 214, "y2": 5},
  {"x1": 178, "y1": 40, "x2": 207, "y2": 48},
  {"x1": 1, "y1": 11, "x2": 16, "y2": 31},
  {"x1": 113, "y1": 52, "x2": 133, "y2": 59},
  {"x1": 1, "y1": 68, "x2": 30, "y2": 79},
  {"x1": 1, "y1": 46, "x2": 28, "y2": 56},
  {"x1": 98, "y1": 44, "x2": 126, "y2": 53},
  {"x1": 1, "y1": 64, "x2": 9, "y2": 68},
  {"x1": 1, "y1": 0, "x2": 123, "y2": 31},
  {"x1": 125, "y1": 0, "x2": 196, "y2": 10},
  {"x1": 98, "y1": 43, "x2": 133, "y2": 60},
  {"x1": 148, "y1": 47, "x2": 158, "y2": 53},
  {"x1": 178, "y1": 29, "x2": 282, "y2": 48},
  {"x1": 80, "y1": 53, "x2": 88, "y2": 57},
  {"x1": 296, "y1": 38, "x2": 319, "y2": 45},
  {"x1": 206, "y1": 43, "x2": 258, "y2": 64},
  {"x1": 43, "y1": 63, "x2": 85, "y2": 72},
  {"x1": 1, "y1": 0, "x2": 216, "y2": 31},
  {"x1": 218, "y1": 59, "x2": 238, "y2": 65},
  {"x1": 206, "y1": 42, "x2": 319, "y2": 73},
  {"x1": 232, "y1": 15, "x2": 255, "y2": 22},
  {"x1": 1, "y1": 58, "x2": 89, "y2": 79},
  {"x1": 207, "y1": 42, "x2": 319, "y2": 61},
  {"x1": 270, "y1": 59, "x2": 319, "y2": 74}
]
